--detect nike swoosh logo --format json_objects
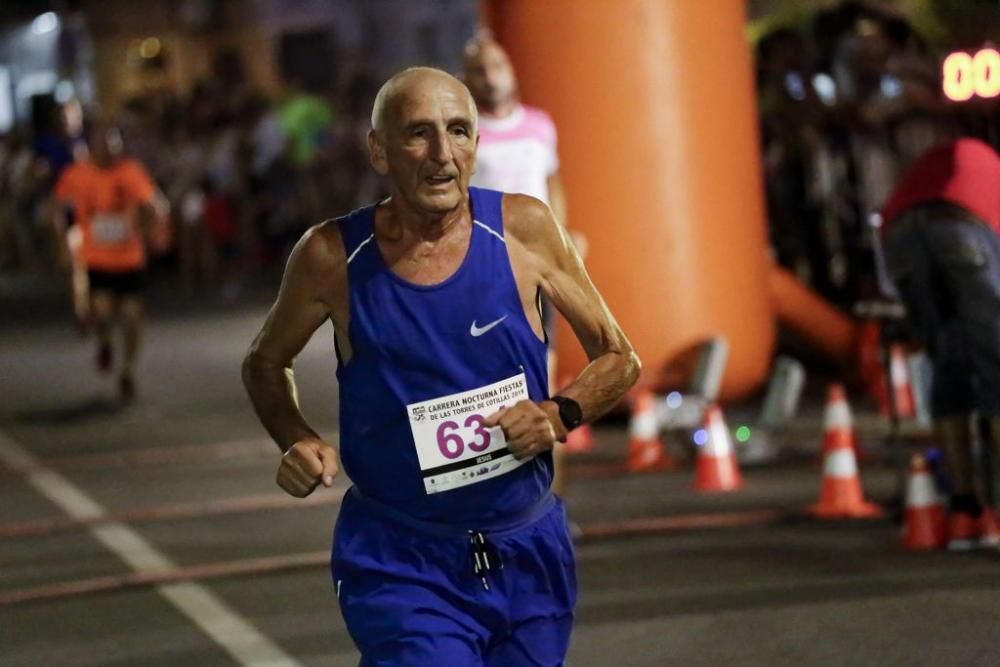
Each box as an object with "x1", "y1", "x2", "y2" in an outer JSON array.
[{"x1": 470, "y1": 316, "x2": 508, "y2": 337}]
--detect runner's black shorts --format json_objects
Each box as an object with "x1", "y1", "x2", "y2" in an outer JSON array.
[{"x1": 87, "y1": 269, "x2": 145, "y2": 296}]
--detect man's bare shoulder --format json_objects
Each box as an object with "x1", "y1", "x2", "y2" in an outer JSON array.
[
  {"x1": 292, "y1": 219, "x2": 348, "y2": 282},
  {"x1": 500, "y1": 193, "x2": 562, "y2": 252}
]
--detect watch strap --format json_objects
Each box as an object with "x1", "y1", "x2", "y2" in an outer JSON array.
[{"x1": 551, "y1": 395, "x2": 583, "y2": 431}]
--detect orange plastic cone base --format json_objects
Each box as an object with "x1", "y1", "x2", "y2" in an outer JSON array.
[
  {"x1": 694, "y1": 453, "x2": 742, "y2": 492},
  {"x1": 947, "y1": 512, "x2": 980, "y2": 543},
  {"x1": 980, "y1": 509, "x2": 1000, "y2": 546},
  {"x1": 808, "y1": 477, "x2": 883, "y2": 519},
  {"x1": 821, "y1": 430, "x2": 868, "y2": 462},
  {"x1": 626, "y1": 438, "x2": 675, "y2": 472},
  {"x1": 625, "y1": 388, "x2": 675, "y2": 472},
  {"x1": 901, "y1": 394, "x2": 915, "y2": 417},
  {"x1": 565, "y1": 423, "x2": 594, "y2": 454},
  {"x1": 820, "y1": 385, "x2": 866, "y2": 462},
  {"x1": 820, "y1": 427, "x2": 866, "y2": 459},
  {"x1": 893, "y1": 387, "x2": 915, "y2": 419},
  {"x1": 879, "y1": 346, "x2": 916, "y2": 418},
  {"x1": 903, "y1": 505, "x2": 946, "y2": 550}
]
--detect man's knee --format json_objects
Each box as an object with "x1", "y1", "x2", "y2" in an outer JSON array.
[
  {"x1": 344, "y1": 603, "x2": 484, "y2": 667},
  {"x1": 119, "y1": 298, "x2": 144, "y2": 323},
  {"x1": 485, "y1": 613, "x2": 573, "y2": 667},
  {"x1": 357, "y1": 637, "x2": 483, "y2": 667},
  {"x1": 90, "y1": 292, "x2": 116, "y2": 320}
]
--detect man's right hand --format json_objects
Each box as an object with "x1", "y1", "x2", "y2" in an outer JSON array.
[{"x1": 277, "y1": 438, "x2": 339, "y2": 497}]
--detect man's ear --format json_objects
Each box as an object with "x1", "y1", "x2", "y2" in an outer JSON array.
[
  {"x1": 367, "y1": 130, "x2": 389, "y2": 176},
  {"x1": 472, "y1": 133, "x2": 479, "y2": 175}
]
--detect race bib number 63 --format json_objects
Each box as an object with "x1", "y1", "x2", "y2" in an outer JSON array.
[{"x1": 407, "y1": 373, "x2": 529, "y2": 494}]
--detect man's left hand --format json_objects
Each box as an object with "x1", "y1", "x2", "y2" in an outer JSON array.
[{"x1": 484, "y1": 400, "x2": 565, "y2": 461}]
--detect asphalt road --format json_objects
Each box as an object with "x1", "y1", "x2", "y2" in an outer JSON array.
[{"x1": 2, "y1": 284, "x2": 999, "y2": 666}]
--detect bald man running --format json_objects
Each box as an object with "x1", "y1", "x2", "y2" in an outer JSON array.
[{"x1": 243, "y1": 67, "x2": 639, "y2": 665}]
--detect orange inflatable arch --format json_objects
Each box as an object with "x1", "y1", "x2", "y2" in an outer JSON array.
[{"x1": 482, "y1": 0, "x2": 856, "y2": 398}]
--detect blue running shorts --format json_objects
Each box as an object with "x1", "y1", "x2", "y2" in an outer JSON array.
[{"x1": 331, "y1": 487, "x2": 577, "y2": 666}]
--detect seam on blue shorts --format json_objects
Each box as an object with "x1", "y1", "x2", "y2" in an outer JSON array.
[{"x1": 348, "y1": 486, "x2": 556, "y2": 538}]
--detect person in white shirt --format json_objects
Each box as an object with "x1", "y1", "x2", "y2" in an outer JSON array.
[
  {"x1": 464, "y1": 32, "x2": 567, "y2": 228},
  {"x1": 464, "y1": 32, "x2": 581, "y2": 495}
]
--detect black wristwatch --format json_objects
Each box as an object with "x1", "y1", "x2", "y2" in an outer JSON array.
[{"x1": 550, "y1": 395, "x2": 583, "y2": 431}]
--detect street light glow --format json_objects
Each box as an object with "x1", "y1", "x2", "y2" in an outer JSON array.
[
  {"x1": 140, "y1": 37, "x2": 161, "y2": 59},
  {"x1": 31, "y1": 12, "x2": 59, "y2": 35}
]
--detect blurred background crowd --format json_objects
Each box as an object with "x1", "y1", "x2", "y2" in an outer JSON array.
[
  {"x1": 0, "y1": 0, "x2": 997, "y2": 308},
  {"x1": 755, "y1": 0, "x2": 999, "y2": 310},
  {"x1": 0, "y1": 0, "x2": 476, "y2": 301}
]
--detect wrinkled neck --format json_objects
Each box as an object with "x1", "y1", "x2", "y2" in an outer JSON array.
[{"x1": 377, "y1": 197, "x2": 469, "y2": 244}]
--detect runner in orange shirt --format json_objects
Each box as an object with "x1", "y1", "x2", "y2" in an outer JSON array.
[{"x1": 53, "y1": 120, "x2": 166, "y2": 400}]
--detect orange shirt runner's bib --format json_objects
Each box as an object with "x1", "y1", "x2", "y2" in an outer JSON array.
[{"x1": 55, "y1": 159, "x2": 157, "y2": 272}]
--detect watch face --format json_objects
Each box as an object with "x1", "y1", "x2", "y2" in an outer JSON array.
[{"x1": 556, "y1": 397, "x2": 582, "y2": 429}]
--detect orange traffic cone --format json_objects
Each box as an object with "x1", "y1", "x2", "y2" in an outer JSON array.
[
  {"x1": 880, "y1": 344, "x2": 915, "y2": 419},
  {"x1": 902, "y1": 453, "x2": 946, "y2": 550},
  {"x1": 808, "y1": 424, "x2": 882, "y2": 518},
  {"x1": 626, "y1": 389, "x2": 671, "y2": 472},
  {"x1": 980, "y1": 509, "x2": 1000, "y2": 548},
  {"x1": 693, "y1": 405, "x2": 742, "y2": 492},
  {"x1": 821, "y1": 383, "x2": 865, "y2": 461}
]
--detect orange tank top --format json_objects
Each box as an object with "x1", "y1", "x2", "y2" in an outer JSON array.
[{"x1": 55, "y1": 159, "x2": 157, "y2": 272}]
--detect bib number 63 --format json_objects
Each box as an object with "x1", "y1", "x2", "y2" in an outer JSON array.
[{"x1": 436, "y1": 413, "x2": 495, "y2": 459}]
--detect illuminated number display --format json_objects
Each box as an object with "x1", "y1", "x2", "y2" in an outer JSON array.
[{"x1": 943, "y1": 48, "x2": 1000, "y2": 101}]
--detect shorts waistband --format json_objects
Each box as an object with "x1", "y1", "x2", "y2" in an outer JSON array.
[{"x1": 347, "y1": 486, "x2": 556, "y2": 538}]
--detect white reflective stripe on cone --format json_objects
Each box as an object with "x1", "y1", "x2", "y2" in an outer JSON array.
[
  {"x1": 824, "y1": 448, "x2": 858, "y2": 478},
  {"x1": 825, "y1": 401, "x2": 852, "y2": 429},
  {"x1": 906, "y1": 472, "x2": 940, "y2": 508},
  {"x1": 705, "y1": 412, "x2": 734, "y2": 457},
  {"x1": 891, "y1": 350, "x2": 909, "y2": 387}
]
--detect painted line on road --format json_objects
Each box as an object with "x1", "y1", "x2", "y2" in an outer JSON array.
[
  {"x1": 0, "y1": 437, "x2": 276, "y2": 475},
  {"x1": 569, "y1": 460, "x2": 644, "y2": 480},
  {"x1": 579, "y1": 564, "x2": 1000, "y2": 609},
  {"x1": 0, "y1": 505, "x2": 787, "y2": 607},
  {"x1": 0, "y1": 430, "x2": 303, "y2": 666},
  {"x1": 14, "y1": 542, "x2": 994, "y2": 614},
  {"x1": 0, "y1": 550, "x2": 330, "y2": 606},
  {"x1": 0, "y1": 490, "x2": 342, "y2": 539},
  {"x1": 577, "y1": 509, "x2": 789, "y2": 540}
]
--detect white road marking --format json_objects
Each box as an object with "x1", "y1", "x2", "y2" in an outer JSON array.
[{"x1": 0, "y1": 430, "x2": 302, "y2": 666}]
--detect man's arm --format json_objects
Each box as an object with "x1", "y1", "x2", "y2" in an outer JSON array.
[
  {"x1": 50, "y1": 169, "x2": 76, "y2": 272},
  {"x1": 136, "y1": 193, "x2": 170, "y2": 251},
  {"x1": 50, "y1": 199, "x2": 74, "y2": 272},
  {"x1": 242, "y1": 224, "x2": 344, "y2": 496},
  {"x1": 243, "y1": 225, "x2": 339, "y2": 450},
  {"x1": 546, "y1": 171, "x2": 567, "y2": 227},
  {"x1": 487, "y1": 194, "x2": 640, "y2": 456},
  {"x1": 520, "y1": 197, "x2": 640, "y2": 421},
  {"x1": 547, "y1": 171, "x2": 589, "y2": 259},
  {"x1": 126, "y1": 161, "x2": 170, "y2": 248}
]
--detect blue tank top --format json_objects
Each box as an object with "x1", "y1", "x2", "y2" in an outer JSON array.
[{"x1": 335, "y1": 187, "x2": 552, "y2": 525}]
